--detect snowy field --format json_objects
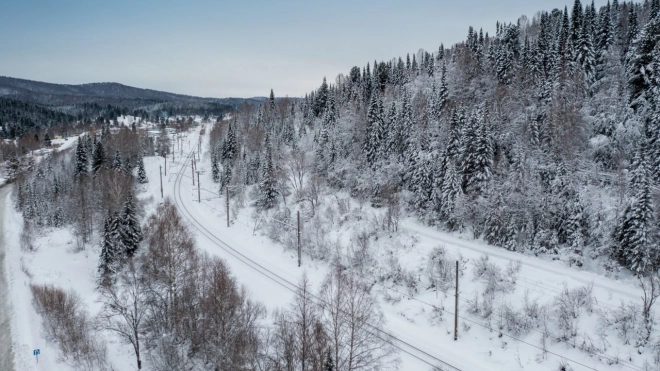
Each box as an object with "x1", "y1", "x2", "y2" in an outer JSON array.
[{"x1": 3, "y1": 124, "x2": 656, "y2": 371}]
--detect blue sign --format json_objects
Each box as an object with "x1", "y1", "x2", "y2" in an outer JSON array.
[{"x1": 33, "y1": 349, "x2": 40, "y2": 356}]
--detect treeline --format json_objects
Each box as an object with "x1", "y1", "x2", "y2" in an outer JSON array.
[
  {"x1": 207, "y1": 0, "x2": 660, "y2": 276},
  {"x1": 13, "y1": 125, "x2": 152, "y2": 250}
]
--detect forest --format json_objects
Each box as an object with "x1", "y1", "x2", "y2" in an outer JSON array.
[{"x1": 6, "y1": 0, "x2": 660, "y2": 370}]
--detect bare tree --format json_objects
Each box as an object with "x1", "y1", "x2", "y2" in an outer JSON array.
[
  {"x1": 292, "y1": 273, "x2": 325, "y2": 371},
  {"x1": 640, "y1": 274, "x2": 660, "y2": 344},
  {"x1": 319, "y1": 268, "x2": 399, "y2": 371},
  {"x1": 140, "y1": 198, "x2": 196, "y2": 334},
  {"x1": 97, "y1": 260, "x2": 148, "y2": 370},
  {"x1": 287, "y1": 150, "x2": 307, "y2": 199}
]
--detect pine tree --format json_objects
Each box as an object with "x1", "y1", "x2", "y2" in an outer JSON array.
[
  {"x1": 259, "y1": 141, "x2": 278, "y2": 210},
  {"x1": 323, "y1": 349, "x2": 335, "y2": 371},
  {"x1": 441, "y1": 160, "x2": 462, "y2": 229},
  {"x1": 364, "y1": 93, "x2": 383, "y2": 167},
  {"x1": 614, "y1": 145, "x2": 658, "y2": 274},
  {"x1": 137, "y1": 154, "x2": 148, "y2": 184},
  {"x1": 75, "y1": 137, "x2": 88, "y2": 178},
  {"x1": 99, "y1": 214, "x2": 120, "y2": 280},
  {"x1": 212, "y1": 151, "x2": 220, "y2": 183},
  {"x1": 438, "y1": 63, "x2": 449, "y2": 111},
  {"x1": 112, "y1": 150, "x2": 123, "y2": 171},
  {"x1": 120, "y1": 193, "x2": 142, "y2": 257},
  {"x1": 570, "y1": 0, "x2": 584, "y2": 51},
  {"x1": 92, "y1": 140, "x2": 106, "y2": 173},
  {"x1": 6, "y1": 156, "x2": 20, "y2": 182},
  {"x1": 314, "y1": 77, "x2": 329, "y2": 116},
  {"x1": 575, "y1": 18, "x2": 597, "y2": 91},
  {"x1": 627, "y1": 16, "x2": 660, "y2": 110}
]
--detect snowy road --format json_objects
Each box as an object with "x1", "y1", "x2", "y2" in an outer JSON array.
[{"x1": 0, "y1": 184, "x2": 15, "y2": 371}]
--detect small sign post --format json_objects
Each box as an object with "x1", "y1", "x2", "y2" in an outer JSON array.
[{"x1": 33, "y1": 349, "x2": 40, "y2": 363}]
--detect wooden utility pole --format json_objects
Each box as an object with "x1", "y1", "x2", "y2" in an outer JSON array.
[
  {"x1": 191, "y1": 159, "x2": 195, "y2": 185},
  {"x1": 454, "y1": 260, "x2": 459, "y2": 341},
  {"x1": 164, "y1": 154, "x2": 167, "y2": 176},
  {"x1": 159, "y1": 165, "x2": 163, "y2": 198},
  {"x1": 226, "y1": 186, "x2": 230, "y2": 227},
  {"x1": 297, "y1": 211, "x2": 301, "y2": 267},
  {"x1": 197, "y1": 172, "x2": 201, "y2": 203}
]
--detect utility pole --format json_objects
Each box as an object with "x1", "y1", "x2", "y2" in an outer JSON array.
[
  {"x1": 164, "y1": 153, "x2": 167, "y2": 176},
  {"x1": 191, "y1": 159, "x2": 195, "y2": 186},
  {"x1": 159, "y1": 165, "x2": 163, "y2": 199},
  {"x1": 454, "y1": 260, "x2": 459, "y2": 341},
  {"x1": 226, "y1": 186, "x2": 230, "y2": 227},
  {"x1": 197, "y1": 172, "x2": 201, "y2": 203},
  {"x1": 297, "y1": 211, "x2": 301, "y2": 267}
]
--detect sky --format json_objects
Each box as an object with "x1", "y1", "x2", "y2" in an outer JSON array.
[{"x1": 0, "y1": 0, "x2": 609, "y2": 98}]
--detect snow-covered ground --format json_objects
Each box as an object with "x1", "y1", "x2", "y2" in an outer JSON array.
[
  {"x1": 0, "y1": 185, "x2": 15, "y2": 371},
  {"x1": 3, "y1": 125, "x2": 655, "y2": 371}
]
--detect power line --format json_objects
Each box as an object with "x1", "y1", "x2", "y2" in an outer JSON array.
[{"x1": 173, "y1": 149, "x2": 461, "y2": 371}]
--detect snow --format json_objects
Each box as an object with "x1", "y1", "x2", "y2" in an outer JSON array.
[{"x1": 3, "y1": 125, "x2": 654, "y2": 371}]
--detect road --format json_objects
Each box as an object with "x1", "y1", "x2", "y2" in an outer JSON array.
[{"x1": 0, "y1": 184, "x2": 15, "y2": 371}]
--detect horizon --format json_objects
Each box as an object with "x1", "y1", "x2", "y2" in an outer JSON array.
[{"x1": 1, "y1": 0, "x2": 609, "y2": 99}]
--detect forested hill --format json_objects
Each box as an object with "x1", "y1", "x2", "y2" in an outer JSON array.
[
  {"x1": 0, "y1": 76, "x2": 261, "y2": 139},
  {"x1": 214, "y1": 0, "x2": 660, "y2": 276},
  {"x1": 0, "y1": 76, "x2": 249, "y2": 107}
]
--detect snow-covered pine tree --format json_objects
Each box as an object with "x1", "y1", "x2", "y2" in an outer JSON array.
[
  {"x1": 259, "y1": 140, "x2": 278, "y2": 210},
  {"x1": 5, "y1": 156, "x2": 20, "y2": 182},
  {"x1": 137, "y1": 154, "x2": 148, "y2": 184},
  {"x1": 112, "y1": 150, "x2": 123, "y2": 171},
  {"x1": 99, "y1": 214, "x2": 119, "y2": 281},
  {"x1": 627, "y1": 15, "x2": 660, "y2": 110},
  {"x1": 324, "y1": 350, "x2": 335, "y2": 371},
  {"x1": 614, "y1": 145, "x2": 658, "y2": 275},
  {"x1": 212, "y1": 151, "x2": 220, "y2": 183},
  {"x1": 364, "y1": 93, "x2": 383, "y2": 167},
  {"x1": 120, "y1": 193, "x2": 142, "y2": 257},
  {"x1": 92, "y1": 140, "x2": 106, "y2": 173},
  {"x1": 75, "y1": 137, "x2": 88, "y2": 178}
]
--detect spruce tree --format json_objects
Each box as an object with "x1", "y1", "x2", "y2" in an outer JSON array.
[
  {"x1": 75, "y1": 137, "x2": 88, "y2": 178},
  {"x1": 627, "y1": 16, "x2": 660, "y2": 109},
  {"x1": 137, "y1": 154, "x2": 148, "y2": 184},
  {"x1": 364, "y1": 93, "x2": 383, "y2": 167},
  {"x1": 99, "y1": 214, "x2": 119, "y2": 280},
  {"x1": 323, "y1": 349, "x2": 335, "y2": 371},
  {"x1": 120, "y1": 193, "x2": 142, "y2": 257},
  {"x1": 614, "y1": 146, "x2": 658, "y2": 274},
  {"x1": 112, "y1": 150, "x2": 123, "y2": 171},
  {"x1": 6, "y1": 156, "x2": 20, "y2": 182},
  {"x1": 212, "y1": 152, "x2": 220, "y2": 183},
  {"x1": 92, "y1": 140, "x2": 106, "y2": 173},
  {"x1": 259, "y1": 142, "x2": 278, "y2": 210}
]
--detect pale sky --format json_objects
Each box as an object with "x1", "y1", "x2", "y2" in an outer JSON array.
[{"x1": 0, "y1": 0, "x2": 609, "y2": 98}]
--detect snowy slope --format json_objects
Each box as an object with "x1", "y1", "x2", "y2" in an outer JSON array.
[
  {"x1": 5, "y1": 126, "x2": 653, "y2": 371},
  {"x1": 165, "y1": 127, "x2": 653, "y2": 371}
]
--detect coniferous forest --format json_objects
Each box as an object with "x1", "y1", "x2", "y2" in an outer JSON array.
[{"x1": 209, "y1": 0, "x2": 660, "y2": 276}]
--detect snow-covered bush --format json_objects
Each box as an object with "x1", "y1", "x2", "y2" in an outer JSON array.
[
  {"x1": 426, "y1": 246, "x2": 456, "y2": 293},
  {"x1": 553, "y1": 284, "x2": 595, "y2": 342},
  {"x1": 472, "y1": 255, "x2": 520, "y2": 294}
]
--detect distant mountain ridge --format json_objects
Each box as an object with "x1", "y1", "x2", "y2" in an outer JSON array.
[{"x1": 0, "y1": 76, "x2": 258, "y2": 107}]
